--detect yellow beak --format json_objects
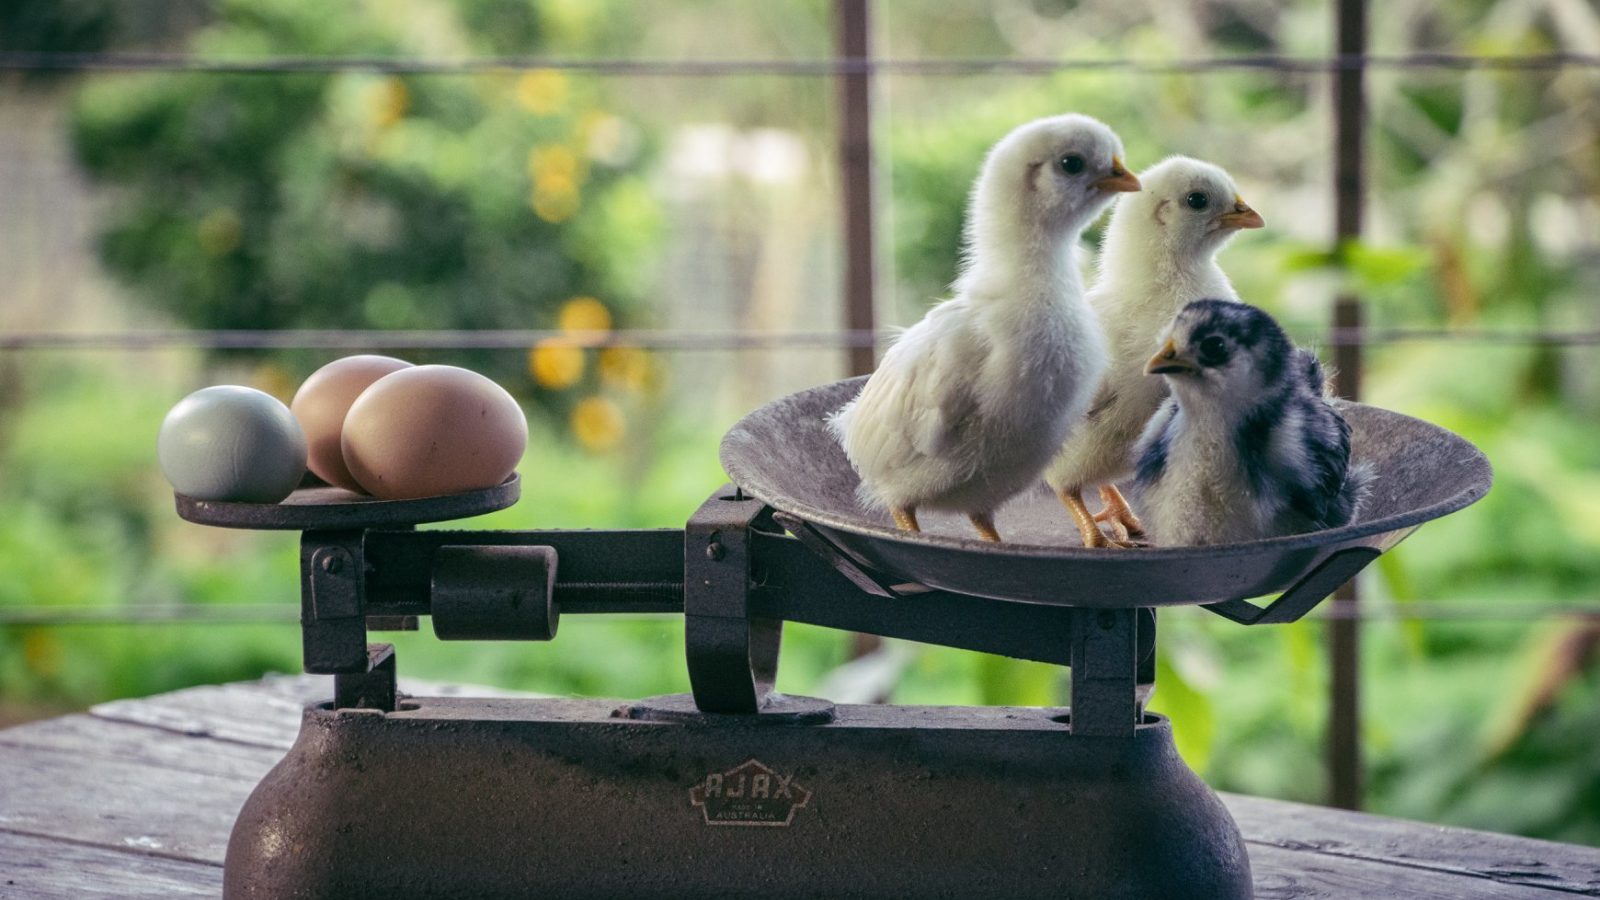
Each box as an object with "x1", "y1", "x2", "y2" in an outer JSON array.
[
  {"x1": 1145, "y1": 338, "x2": 1197, "y2": 375},
  {"x1": 1093, "y1": 156, "x2": 1142, "y2": 193},
  {"x1": 1217, "y1": 195, "x2": 1264, "y2": 230}
]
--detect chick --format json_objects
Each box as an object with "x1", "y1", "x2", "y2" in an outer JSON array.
[
  {"x1": 1131, "y1": 299, "x2": 1371, "y2": 547},
  {"x1": 829, "y1": 114, "x2": 1140, "y2": 542},
  {"x1": 1044, "y1": 156, "x2": 1263, "y2": 547}
]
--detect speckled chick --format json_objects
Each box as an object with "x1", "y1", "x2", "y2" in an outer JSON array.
[
  {"x1": 828, "y1": 114, "x2": 1140, "y2": 542},
  {"x1": 1132, "y1": 299, "x2": 1371, "y2": 547},
  {"x1": 1044, "y1": 156, "x2": 1263, "y2": 547}
]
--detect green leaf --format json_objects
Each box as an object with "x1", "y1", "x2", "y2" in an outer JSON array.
[{"x1": 1151, "y1": 654, "x2": 1216, "y2": 773}]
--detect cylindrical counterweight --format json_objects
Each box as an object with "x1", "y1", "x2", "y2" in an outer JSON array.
[{"x1": 431, "y1": 545, "x2": 558, "y2": 640}]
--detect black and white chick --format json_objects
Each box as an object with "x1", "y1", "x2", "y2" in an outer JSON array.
[
  {"x1": 1044, "y1": 156, "x2": 1263, "y2": 547},
  {"x1": 829, "y1": 114, "x2": 1140, "y2": 542},
  {"x1": 1131, "y1": 299, "x2": 1371, "y2": 547}
]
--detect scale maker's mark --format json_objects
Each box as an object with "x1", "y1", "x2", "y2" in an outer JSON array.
[{"x1": 689, "y1": 759, "x2": 811, "y2": 827}]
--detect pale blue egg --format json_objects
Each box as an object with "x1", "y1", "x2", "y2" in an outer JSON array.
[{"x1": 158, "y1": 386, "x2": 307, "y2": 503}]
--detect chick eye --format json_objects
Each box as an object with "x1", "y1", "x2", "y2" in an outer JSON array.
[
  {"x1": 1199, "y1": 335, "x2": 1227, "y2": 359},
  {"x1": 1059, "y1": 154, "x2": 1086, "y2": 175},
  {"x1": 1186, "y1": 192, "x2": 1210, "y2": 211}
]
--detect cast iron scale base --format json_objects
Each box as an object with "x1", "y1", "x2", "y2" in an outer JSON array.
[{"x1": 179, "y1": 378, "x2": 1491, "y2": 900}]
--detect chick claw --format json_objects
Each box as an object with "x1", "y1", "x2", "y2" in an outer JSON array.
[
  {"x1": 1094, "y1": 484, "x2": 1147, "y2": 542},
  {"x1": 892, "y1": 506, "x2": 921, "y2": 533},
  {"x1": 1059, "y1": 487, "x2": 1142, "y2": 549},
  {"x1": 968, "y1": 512, "x2": 1002, "y2": 543}
]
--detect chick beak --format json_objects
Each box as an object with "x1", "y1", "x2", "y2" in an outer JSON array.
[
  {"x1": 1094, "y1": 156, "x2": 1142, "y2": 193},
  {"x1": 1217, "y1": 195, "x2": 1265, "y2": 230},
  {"x1": 1146, "y1": 339, "x2": 1197, "y2": 375}
]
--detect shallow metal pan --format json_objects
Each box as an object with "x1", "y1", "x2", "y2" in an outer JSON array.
[{"x1": 721, "y1": 378, "x2": 1491, "y2": 608}]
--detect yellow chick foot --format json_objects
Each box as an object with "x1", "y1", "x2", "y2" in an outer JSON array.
[
  {"x1": 1093, "y1": 484, "x2": 1146, "y2": 542},
  {"x1": 892, "y1": 506, "x2": 921, "y2": 533},
  {"x1": 968, "y1": 512, "x2": 1002, "y2": 543},
  {"x1": 1060, "y1": 487, "x2": 1144, "y2": 549}
]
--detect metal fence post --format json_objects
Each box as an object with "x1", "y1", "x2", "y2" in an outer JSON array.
[
  {"x1": 834, "y1": 0, "x2": 885, "y2": 666},
  {"x1": 1329, "y1": 0, "x2": 1367, "y2": 812},
  {"x1": 835, "y1": 0, "x2": 875, "y2": 379}
]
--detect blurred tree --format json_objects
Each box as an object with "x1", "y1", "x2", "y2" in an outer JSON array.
[
  {"x1": 4, "y1": 0, "x2": 1598, "y2": 846},
  {"x1": 876, "y1": 0, "x2": 1600, "y2": 845},
  {"x1": 0, "y1": 0, "x2": 114, "y2": 57},
  {"x1": 69, "y1": 0, "x2": 662, "y2": 418}
]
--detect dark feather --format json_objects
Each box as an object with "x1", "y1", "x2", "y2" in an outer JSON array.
[
  {"x1": 1083, "y1": 387, "x2": 1118, "y2": 421},
  {"x1": 1184, "y1": 298, "x2": 1293, "y2": 385},
  {"x1": 1134, "y1": 401, "x2": 1178, "y2": 486},
  {"x1": 1283, "y1": 396, "x2": 1360, "y2": 529},
  {"x1": 1297, "y1": 349, "x2": 1328, "y2": 395},
  {"x1": 1146, "y1": 301, "x2": 1370, "y2": 542},
  {"x1": 1233, "y1": 387, "x2": 1288, "y2": 496}
]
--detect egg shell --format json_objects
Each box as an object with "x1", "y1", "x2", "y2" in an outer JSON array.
[
  {"x1": 157, "y1": 385, "x2": 307, "y2": 503},
  {"x1": 341, "y1": 365, "x2": 527, "y2": 500},
  {"x1": 291, "y1": 355, "x2": 412, "y2": 491}
]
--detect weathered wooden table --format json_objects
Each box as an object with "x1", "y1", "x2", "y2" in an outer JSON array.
[{"x1": 1, "y1": 676, "x2": 1597, "y2": 898}]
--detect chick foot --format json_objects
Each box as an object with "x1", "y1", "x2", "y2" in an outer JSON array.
[
  {"x1": 968, "y1": 512, "x2": 1002, "y2": 543},
  {"x1": 1059, "y1": 487, "x2": 1142, "y2": 549},
  {"x1": 892, "y1": 506, "x2": 921, "y2": 533},
  {"x1": 1094, "y1": 484, "x2": 1147, "y2": 543}
]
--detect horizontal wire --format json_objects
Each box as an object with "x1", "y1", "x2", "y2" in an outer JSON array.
[
  {"x1": 0, "y1": 329, "x2": 876, "y2": 351},
  {"x1": 0, "y1": 327, "x2": 1597, "y2": 352},
  {"x1": 0, "y1": 605, "x2": 300, "y2": 626},
  {"x1": 1302, "y1": 601, "x2": 1600, "y2": 622},
  {"x1": 2, "y1": 601, "x2": 1596, "y2": 626},
  {"x1": 1, "y1": 52, "x2": 1598, "y2": 77}
]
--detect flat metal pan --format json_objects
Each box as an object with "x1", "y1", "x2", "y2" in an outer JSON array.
[
  {"x1": 174, "y1": 475, "x2": 520, "y2": 530},
  {"x1": 721, "y1": 378, "x2": 1491, "y2": 608}
]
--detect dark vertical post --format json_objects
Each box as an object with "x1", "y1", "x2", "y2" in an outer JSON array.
[
  {"x1": 835, "y1": 0, "x2": 884, "y2": 666},
  {"x1": 1069, "y1": 608, "x2": 1138, "y2": 737},
  {"x1": 835, "y1": 0, "x2": 876, "y2": 379},
  {"x1": 1329, "y1": 0, "x2": 1367, "y2": 811}
]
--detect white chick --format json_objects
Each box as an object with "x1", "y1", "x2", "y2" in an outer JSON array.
[
  {"x1": 829, "y1": 114, "x2": 1140, "y2": 542},
  {"x1": 1132, "y1": 299, "x2": 1371, "y2": 546},
  {"x1": 1043, "y1": 156, "x2": 1263, "y2": 547}
]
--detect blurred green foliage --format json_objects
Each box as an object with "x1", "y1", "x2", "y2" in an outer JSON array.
[
  {"x1": 68, "y1": 0, "x2": 662, "y2": 414},
  {"x1": 881, "y1": 1, "x2": 1600, "y2": 845},
  {"x1": 1, "y1": 0, "x2": 1598, "y2": 850}
]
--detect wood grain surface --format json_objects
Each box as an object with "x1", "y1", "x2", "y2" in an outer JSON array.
[{"x1": 2, "y1": 676, "x2": 1596, "y2": 898}]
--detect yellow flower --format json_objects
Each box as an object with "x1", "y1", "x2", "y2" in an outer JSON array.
[
  {"x1": 532, "y1": 180, "x2": 580, "y2": 223},
  {"x1": 527, "y1": 144, "x2": 582, "y2": 187},
  {"x1": 598, "y1": 345, "x2": 653, "y2": 393},
  {"x1": 558, "y1": 296, "x2": 611, "y2": 338},
  {"x1": 252, "y1": 362, "x2": 297, "y2": 404},
  {"x1": 369, "y1": 77, "x2": 410, "y2": 128},
  {"x1": 197, "y1": 207, "x2": 242, "y2": 256},
  {"x1": 515, "y1": 69, "x2": 568, "y2": 114},
  {"x1": 570, "y1": 396, "x2": 625, "y2": 451},
  {"x1": 528, "y1": 338, "x2": 585, "y2": 389}
]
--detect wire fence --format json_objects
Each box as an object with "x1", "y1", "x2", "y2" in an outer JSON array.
[
  {"x1": 3, "y1": 51, "x2": 1600, "y2": 76},
  {"x1": 1, "y1": 39, "x2": 1596, "y2": 630},
  {"x1": 4, "y1": 600, "x2": 1597, "y2": 627},
  {"x1": 3, "y1": 7, "x2": 1598, "y2": 813},
  {"x1": 3, "y1": 3, "x2": 1600, "y2": 819},
  {"x1": 2, "y1": 327, "x2": 1599, "y2": 352}
]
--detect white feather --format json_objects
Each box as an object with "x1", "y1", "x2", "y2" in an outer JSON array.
[
  {"x1": 830, "y1": 114, "x2": 1128, "y2": 519},
  {"x1": 1134, "y1": 397, "x2": 1273, "y2": 547},
  {"x1": 1045, "y1": 157, "x2": 1255, "y2": 494}
]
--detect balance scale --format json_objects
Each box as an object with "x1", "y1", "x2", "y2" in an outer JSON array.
[{"x1": 178, "y1": 378, "x2": 1490, "y2": 899}]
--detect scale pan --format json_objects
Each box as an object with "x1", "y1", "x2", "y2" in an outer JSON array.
[
  {"x1": 721, "y1": 378, "x2": 1490, "y2": 608},
  {"x1": 174, "y1": 475, "x2": 520, "y2": 531}
]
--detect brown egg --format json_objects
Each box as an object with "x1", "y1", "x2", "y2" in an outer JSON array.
[
  {"x1": 342, "y1": 365, "x2": 527, "y2": 500},
  {"x1": 291, "y1": 355, "x2": 413, "y2": 491}
]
